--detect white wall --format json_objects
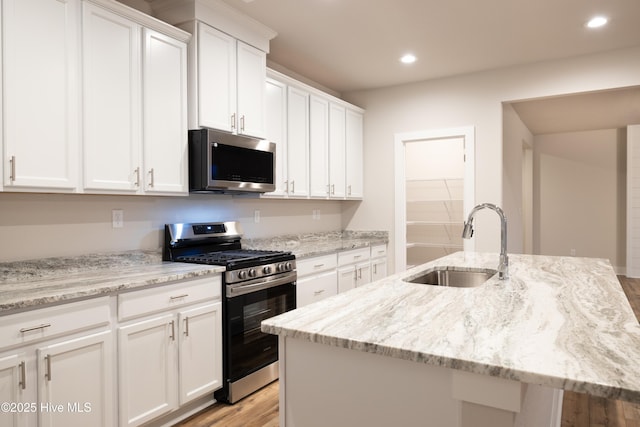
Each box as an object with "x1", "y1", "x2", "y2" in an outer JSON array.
[
  {"x1": 534, "y1": 129, "x2": 626, "y2": 271},
  {"x1": 0, "y1": 193, "x2": 343, "y2": 262},
  {"x1": 502, "y1": 103, "x2": 534, "y2": 255},
  {"x1": 344, "y1": 46, "x2": 640, "y2": 273}
]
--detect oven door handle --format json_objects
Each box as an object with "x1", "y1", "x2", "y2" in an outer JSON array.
[{"x1": 227, "y1": 273, "x2": 296, "y2": 298}]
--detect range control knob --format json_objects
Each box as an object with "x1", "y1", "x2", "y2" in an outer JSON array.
[
  {"x1": 285, "y1": 262, "x2": 293, "y2": 270},
  {"x1": 237, "y1": 270, "x2": 248, "y2": 280},
  {"x1": 248, "y1": 268, "x2": 257, "y2": 278},
  {"x1": 263, "y1": 266, "x2": 273, "y2": 275},
  {"x1": 277, "y1": 263, "x2": 286, "y2": 272}
]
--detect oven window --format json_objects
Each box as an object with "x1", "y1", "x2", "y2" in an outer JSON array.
[{"x1": 226, "y1": 282, "x2": 295, "y2": 381}]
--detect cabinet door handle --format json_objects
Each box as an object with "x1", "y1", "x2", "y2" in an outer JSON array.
[
  {"x1": 291, "y1": 180, "x2": 295, "y2": 193},
  {"x1": 44, "y1": 355, "x2": 52, "y2": 381},
  {"x1": 284, "y1": 180, "x2": 289, "y2": 193},
  {"x1": 20, "y1": 323, "x2": 51, "y2": 333},
  {"x1": 348, "y1": 185, "x2": 352, "y2": 196},
  {"x1": 9, "y1": 156, "x2": 16, "y2": 182},
  {"x1": 134, "y1": 167, "x2": 140, "y2": 187},
  {"x1": 231, "y1": 113, "x2": 236, "y2": 130},
  {"x1": 169, "y1": 320, "x2": 175, "y2": 341},
  {"x1": 184, "y1": 317, "x2": 189, "y2": 337},
  {"x1": 148, "y1": 168, "x2": 155, "y2": 188},
  {"x1": 373, "y1": 264, "x2": 377, "y2": 274},
  {"x1": 19, "y1": 361, "x2": 26, "y2": 390},
  {"x1": 240, "y1": 115, "x2": 245, "y2": 132},
  {"x1": 170, "y1": 294, "x2": 189, "y2": 300}
]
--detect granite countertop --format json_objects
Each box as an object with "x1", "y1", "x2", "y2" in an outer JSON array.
[
  {"x1": 0, "y1": 251, "x2": 225, "y2": 313},
  {"x1": 262, "y1": 251, "x2": 640, "y2": 403},
  {"x1": 243, "y1": 230, "x2": 388, "y2": 258}
]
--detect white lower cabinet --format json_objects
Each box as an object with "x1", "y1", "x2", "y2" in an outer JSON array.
[
  {"x1": 337, "y1": 248, "x2": 371, "y2": 292},
  {"x1": 296, "y1": 254, "x2": 338, "y2": 308},
  {"x1": 117, "y1": 277, "x2": 222, "y2": 427},
  {"x1": 0, "y1": 297, "x2": 113, "y2": 427},
  {"x1": 370, "y1": 244, "x2": 389, "y2": 281}
]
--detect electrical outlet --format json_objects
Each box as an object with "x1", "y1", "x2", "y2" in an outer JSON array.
[
  {"x1": 254, "y1": 210, "x2": 260, "y2": 223},
  {"x1": 570, "y1": 248, "x2": 576, "y2": 256},
  {"x1": 315, "y1": 209, "x2": 321, "y2": 220},
  {"x1": 112, "y1": 209, "x2": 124, "y2": 228}
]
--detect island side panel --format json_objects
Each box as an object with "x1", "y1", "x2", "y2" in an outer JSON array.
[
  {"x1": 278, "y1": 336, "x2": 562, "y2": 427},
  {"x1": 281, "y1": 336, "x2": 459, "y2": 427}
]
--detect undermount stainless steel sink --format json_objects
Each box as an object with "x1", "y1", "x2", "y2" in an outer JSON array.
[{"x1": 405, "y1": 267, "x2": 497, "y2": 288}]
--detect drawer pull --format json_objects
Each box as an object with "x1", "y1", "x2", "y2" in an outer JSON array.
[
  {"x1": 19, "y1": 361, "x2": 26, "y2": 390},
  {"x1": 44, "y1": 355, "x2": 52, "y2": 381},
  {"x1": 314, "y1": 290, "x2": 325, "y2": 296},
  {"x1": 20, "y1": 323, "x2": 51, "y2": 333},
  {"x1": 314, "y1": 264, "x2": 325, "y2": 268},
  {"x1": 170, "y1": 294, "x2": 189, "y2": 300},
  {"x1": 354, "y1": 255, "x2": 362, "y2": 259}
]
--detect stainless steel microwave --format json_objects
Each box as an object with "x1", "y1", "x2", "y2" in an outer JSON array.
[{"x1": 188, "y1": 129, "x2": 276, "y2": 194}]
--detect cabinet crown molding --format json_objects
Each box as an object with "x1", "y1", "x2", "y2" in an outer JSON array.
[{"x1": 149, "y1": 0, "x2": 276, "y2": 52}]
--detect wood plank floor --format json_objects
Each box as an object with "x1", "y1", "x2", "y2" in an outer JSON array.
[{"x1": 178, "y1": 277, "x2": 640, "y2": 427}]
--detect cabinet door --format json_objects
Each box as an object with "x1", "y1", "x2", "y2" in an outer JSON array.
[
  {"x1": 0, "y1": 353, "x2": 29, "y2": 427},
  {"x1": 37, "y1": 330, "x2": 114, "y2": 427},
  {"x1": 197, "y1": 22, "x2": 236, "y2": 133},
  {"x1": 237, "y1": 41, "x2": 266, "y2": 138},
  {"x1": 337, "y1": 266, "x2": 357, "y2": 293},
  {"x1": 355, "y1": 262, "x2": 371, "y2": 287},
  {"x1": 142, "y1": 28, "x2": 188, "y2": 195},
  {"x1": 2, "y1": 0, "x2": 79, "y2": 190},
  {"x1": 178, "y1": 302, "x2": 222, "y2": 405},
  {"x1": 297, "y1": 270, "x2": 338, "y2": 307},
  {"x1": 309, "y1": 95, "x2": 330, "y2": 198},
  {"x1": 371, "y1": 258, "x2": 388, "y2": 282},
  {"x1": 345, "y1": 109, "x2": 364, "y2": 198},
  {"x1": 118, "y1": 315, "x2": 177, "y2": 427},
  {"x1": 329, "y1": 103, "x2": 346, "y2": 198},
  {"x1": 265, "y1": 78, "x2": 288, "y2": 197},
  {"x1": 287, "y1": 87, "x2": 310, "y2": 197},
  {"x1": 82, "y1": 3, "x2": 141, "y2": 192}
]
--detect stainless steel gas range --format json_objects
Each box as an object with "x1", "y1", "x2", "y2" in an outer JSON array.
[{"x1": 163, "y1": 221, "x2": 296, "y2": 404}]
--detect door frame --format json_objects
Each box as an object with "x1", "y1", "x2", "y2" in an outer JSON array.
[{"x1": 394, "y1": 126, "x2": 475, "y2": 272}]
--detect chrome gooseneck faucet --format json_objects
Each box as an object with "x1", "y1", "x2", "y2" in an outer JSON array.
[{"x1": 462, "y1": 203, "x2": 509, "y2": 280}]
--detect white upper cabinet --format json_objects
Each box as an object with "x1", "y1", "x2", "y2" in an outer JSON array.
[
  {"x1": 346, "y1": 108, "x2": 364, "y2": 199},
  {"x1": 142, "y1": 28, "x2": 188, "y2": 194},
  {"x1": 2, "y1": 0, "x2": 80, "y2": 191},
  {"x1": 265, "y1": 69, "x2": 364, "y2": 200},
  {"x1": 329, "y1": 103, "x2": 347, "y2": 199},
  {"x1": 287, "y1": 86, "x2": 310, "y2": 197},
  {"x1": 309, "y1": 95, "x2": 329, "y2": 198},
  {"x1": 82, "y1": 3, "x2": 141, "y2": 192},
  {"x1": 190, "y1": 22, "x2": 266, "y2": 139},
  {"x1": 265, "y1": 77, "x2": 288, "y2": 196},
  {"x1": 82, "y1": 1, "x2": 189, "y2": 195}
]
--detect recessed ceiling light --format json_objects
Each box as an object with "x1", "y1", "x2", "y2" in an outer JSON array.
[
  {"x1": 400, "y1": 54, "x2": 416, "y2": 64},
  {"x1": 586, "y1": 16, "x2": 608, "y2": 28}
]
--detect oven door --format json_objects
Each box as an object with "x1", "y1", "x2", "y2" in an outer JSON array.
[{"x1": 225, "y1": 277, "x2": 295, "y2": 382}]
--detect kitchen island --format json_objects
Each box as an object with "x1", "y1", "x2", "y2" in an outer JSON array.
[{"x1": 262, "y1": 252, "x2": 640, "y2": 427}]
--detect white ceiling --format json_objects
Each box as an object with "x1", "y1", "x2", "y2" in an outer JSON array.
[
  {"x1": 217, "y1": 0, "x2": 640, "y2": 134},
  {"x1": 221, "y1": 0, "x2": 640, "y2": 94}
]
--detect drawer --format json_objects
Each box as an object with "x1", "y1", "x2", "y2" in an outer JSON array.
[
  {"x1": 296, "y1": 270, "x2": 338, "y2": 308},
  {"x1": 370, "y1": 244, "x2": 387, "y2": 259},
  {"x1": 338, "y1": 247, "x2": 370, "y2": 266},
  {"x1": 118, "y1": 275, "x2": 221, "y2": 322},
  {"x1": 0, "y1": 297, "x2": 111, "y2": 350},
  {"x1": 297, "y1": 254, "x2": 337, "y2": 277}
]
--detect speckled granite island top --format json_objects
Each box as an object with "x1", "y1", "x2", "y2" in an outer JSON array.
[
  {"x1": 0, "y1": 251, "x2": 225, "y2": 313},
  {"x1": 262, "y1": 251, "x2": 640, "y2": 403}
]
